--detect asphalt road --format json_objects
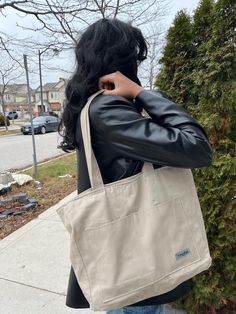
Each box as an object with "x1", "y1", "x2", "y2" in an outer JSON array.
[{"x1": 0, "y1": 132, "x2": 65, "y2": 173}]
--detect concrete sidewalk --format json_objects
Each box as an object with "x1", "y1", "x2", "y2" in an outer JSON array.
[
  {"x1": 0, "y1": 191, "x2": 95, "y2": 313},
  {"x1": 0, "y1": 191, "x2": 185, "y2": 314}
]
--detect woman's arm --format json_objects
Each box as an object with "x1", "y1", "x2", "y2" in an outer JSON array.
[{"x1": 89, "y1": 91, "x2": 212, "y2": 168}]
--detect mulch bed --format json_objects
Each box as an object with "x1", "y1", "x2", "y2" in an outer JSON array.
[{"x1": 0, "y1": 177, "x2": 76, "y2": 240}]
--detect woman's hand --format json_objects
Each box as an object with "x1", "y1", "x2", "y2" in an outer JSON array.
[{"x1": 99, "y1": 71, "x2": 144, "y2": 99}]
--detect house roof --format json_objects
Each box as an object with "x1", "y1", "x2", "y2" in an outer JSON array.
[
  {"x1": 41, "y1": 82, "x2": 58, "y2": 91},
  {"x1": 0, "y1": 84, "x2": 31, "y2": 94},
  {"x1": 35, "y1": 78, "x2": 68, "y2": 92}
]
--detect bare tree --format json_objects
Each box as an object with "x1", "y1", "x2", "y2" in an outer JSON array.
[
  {"x1": 0, "y1": 0, "x2": 170, "y2": 88},
  {"x1": 0, "y1": 31, "x2": 24, "y2": 66},
  {"x1": 0, "y1": 0, "x2": 169, "y2": 48},
  {"x1": 139, "y1": 26, "x2": 166, "y2": 89},
  {"x1": 0, "y1": 53, "x2": 23, "y2": 130}
]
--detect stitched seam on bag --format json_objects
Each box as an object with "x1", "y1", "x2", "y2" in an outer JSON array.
[
  {"x1": 59, "y1": 172, "x2": 145, "y2": 205},
  {"x1": 69, "y1": 170, "x2": 180, "y2": 201},
  {"x1": 178, "y1": 198, "x2": 203, "y2": 260},
  {"x1": 102, "y1": 258, "x2": 203, "y2": 303},
  {"x1": 83, "y1": 197, "x2": 181, "y2": 231},
  {"x1": 60, "y1": 168, "x2": 192, "y2": 208},
  {"x1": 73, "y1": 238, "x2": 93, "y2": 305},
  {"x1": 76, "y1": 168, "x2": 191, "y2": 201}
]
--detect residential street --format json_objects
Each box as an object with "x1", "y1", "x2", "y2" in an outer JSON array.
[{"x1": 0, "y1": 132, "x2": 65, "y2": 172}]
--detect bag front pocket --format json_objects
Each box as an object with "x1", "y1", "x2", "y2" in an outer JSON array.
[{"x1": 77, "y1": 197, "x2": 200, "y2": 302}]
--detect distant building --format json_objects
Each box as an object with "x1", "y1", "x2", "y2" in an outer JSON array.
[
  {"x1": 0, "y1": 84, "x2": 34, "y2": 117},
  {"x1": 35, "y1": 78, "x2": 67, "y2": 116},
  {"x1": 0, "y1": 78, "x2": 67, "y2": 118}
]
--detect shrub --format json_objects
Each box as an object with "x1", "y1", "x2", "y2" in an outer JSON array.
[
  {"x1": 0, "y1": 113, "x2": 10, "y2": 126},
  {"x1": 155, "y1": 0, "x2": 236, "y2": 312}
]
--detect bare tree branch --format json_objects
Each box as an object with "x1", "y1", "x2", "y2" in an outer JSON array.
[
  {"x1": 93, "y1": 0, "x2": 105, "y2": 18},
  {"x1": 0, "y1": 0, "x2": 92, "y2": 15},
  {"x1": 0, "y1": 53, "x2": 23, "y2": 129},
  {"x1": 1, "y1": 0, "x2": 170, "y2": 90},
  {"x1": 114, "y1": 0, "x2": 120, "y2": 17},
  {"x1": 0, "y1": 0, "x2": 27, "y2": 9},
  {"x1": 1, "y1": 0, "x2": 170, "y2": 47},
  {"x1": 0, "y1": 33, "x2": 24, "y2": 67}
]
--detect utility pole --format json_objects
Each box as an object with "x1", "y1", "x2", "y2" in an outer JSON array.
[
  {"x1": 38, "y1": 50, "x2": 44, "y2": 115},
  {"x1": 23, "y1": 54, "x2": 38, "y2": 178}
]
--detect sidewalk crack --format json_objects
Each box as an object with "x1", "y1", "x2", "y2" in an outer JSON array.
[{"x1": 0, "y1": 277, "x2": 66, "y2": 296}]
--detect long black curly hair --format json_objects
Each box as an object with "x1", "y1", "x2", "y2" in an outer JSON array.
[{"x1": 59, "y1": 18, "x2": 148, "y2": 151}]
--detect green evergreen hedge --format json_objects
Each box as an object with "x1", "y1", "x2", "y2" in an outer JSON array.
[{"x1": 155, "y1": 0, "x2": 236, "y2": 312}]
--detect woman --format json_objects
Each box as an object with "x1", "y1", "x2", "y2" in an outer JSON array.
[{"x1": 59, "y1": 18, "x2": 212, "y2": 314}]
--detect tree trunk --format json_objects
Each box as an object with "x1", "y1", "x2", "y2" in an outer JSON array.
[{"x1": 1, "y1": 96, "x2": 8, "y2": 131}]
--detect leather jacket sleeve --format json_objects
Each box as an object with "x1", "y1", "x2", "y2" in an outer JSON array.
[{"x1": 89, "y1": 89, "x2": 212, "y2": 168}]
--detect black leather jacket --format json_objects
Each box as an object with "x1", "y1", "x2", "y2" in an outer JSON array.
[{"x1": 65, "y1": 90, "x2": 212, "y2": 309}]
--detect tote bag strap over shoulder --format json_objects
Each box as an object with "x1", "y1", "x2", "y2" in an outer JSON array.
[
  {"x1": 80, "y1": 91, "x2": 157, "y2": 190},
  {"x1": 80, "y1": 90, "x2": 104, "y2": 189}
]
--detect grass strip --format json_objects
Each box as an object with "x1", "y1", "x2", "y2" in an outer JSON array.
[{"x1": 0, "y1": 129, "x2": 21, "y2": 136}]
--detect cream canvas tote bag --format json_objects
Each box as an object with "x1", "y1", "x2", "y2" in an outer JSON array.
[{"x1": 57, "y1": 91, "x2": 212, "y2": 311}]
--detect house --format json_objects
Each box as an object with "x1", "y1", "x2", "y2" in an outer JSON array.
[
  {"x1": 0, "y1": 78, "x2": 67, "y2": 118},
  {"x1": 34, "y1": 78, "x2": 67, "y2": 116},
  {"x1": 0, "y1": 84, "x2": 34, "y2": 117}
]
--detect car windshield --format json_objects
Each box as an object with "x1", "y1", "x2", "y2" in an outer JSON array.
[{"x1": 33, "y1": 117, "x2": 46, "y2": 123}]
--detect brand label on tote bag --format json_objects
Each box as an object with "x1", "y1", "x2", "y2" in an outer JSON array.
[{"x1": 175, "y1": 248, "x2": 191, "y2": 260}]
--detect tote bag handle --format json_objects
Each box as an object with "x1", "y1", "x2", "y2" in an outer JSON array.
[
  {"x1": 80, "y1": 90, "x2": 155, "y2": 190},
  {"x1": 80, "y1": 90, "x2": 105, "y2": 189}
]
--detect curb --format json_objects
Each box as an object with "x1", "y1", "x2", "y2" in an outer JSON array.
[
  {"x1": 0, "y1": 132, "x2": 21, "y2": 137},
  {"x1": 18, "y1": 151, "x2": 70, "y2": 173},
  {"x1": 1, "y1": 151, "x2": 69, "y2": 174}
]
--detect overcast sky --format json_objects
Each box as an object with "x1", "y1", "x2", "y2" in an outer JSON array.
[{"x1": 1, "y1": 0, "x2": 200, "y2": 88}]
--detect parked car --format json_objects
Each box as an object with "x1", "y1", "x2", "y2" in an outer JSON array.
[
  {"x1": 21, "y1": 116, "x2": 60, "y2": 135},
  {"x1": 5, "y1": 111, "x2": 18, "y2": 120}
]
